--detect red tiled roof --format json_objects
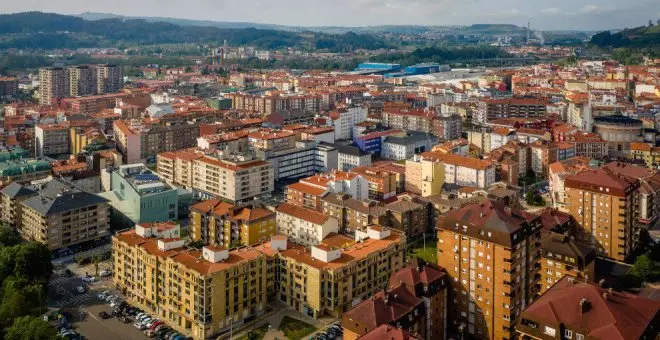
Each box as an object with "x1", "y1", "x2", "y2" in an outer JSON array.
[
  {"x1": 358, "y1": 325, "x2": 418, "y2": 340},
  {"x1": 276, "y1": 203, "x2": 330, "y2": 225},
  {"x1": 521, "y1": 277, "x2": 660, "y2": 340}
]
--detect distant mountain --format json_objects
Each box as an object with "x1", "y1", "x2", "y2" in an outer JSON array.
[
  {"x1": 591, "y1": 25, "x2": 660, "y2": 48},
  {"x1": 0, "y1": 12, "x2": 390, "y2": 51}
]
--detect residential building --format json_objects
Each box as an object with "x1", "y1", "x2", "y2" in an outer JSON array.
[
  {"x1": 436, "y1": 200, "x2": 542, "y2": 340},
  {"x1": 328, "y1": 106, "x2": 368, "y2": 140},
  {"x1": 69, "y1": 126, "x2": 107, "y2": 155},
  {"x1": 337, "y1": 145, "x2": 372, "y2": 171},
  {"x1": 113, "y1": 119, "x2": 201, "y2": 164},
  {"x1": 19, "y1": 179, "x2": 110, "y2": 251},
  {"x1": 350, "y1": 165, "x2": 398, "y2": 201},
  {"x1": 112, "y1": 229, "x2": 269, "y2": 340},
  {"x1": 548, "y1": 157, "x2": 595, "y2": 212},
  {"x1": 529, "y1": 141, "x2": 558, "y2": 177},
  {"x1": 99, "y1": 164, "x2": 181, "y2": 226},
  {"x1": 566, "y1": 132, "x2": 609, "y2": 159},
  {"x1": 630, "y1": 141, "x2": 660, "y2": 168},
  {"x1": 275, "y1": 203, "x2": 339, "y2": 246},
  {"x1": 298, "y1": 170, "x2": 369, "y2": 201},
  {"x1": 358, "y1": 325, "x2": 419, "y2": 340},
  {"x1": 382, "y1": 109, "x2": 436, "y2": 133},
  {"x1": 490, "y1": 128, "x2": 516, "y2": 152},
  {"x1": 68, "y1": 65, "x2": 97, "y2": 96},
  {"x1": 96, "y1": 64, "x2": 123, "y2": 94},
  {"x1": 35, "y1": 123, "x2": 70, "y2": 157},
  {"x1": 389, "y1": 258, "x2": 448, "y2": 340},
  {"x1": 157, "y1": 151, "x2": 274, "y2": 203},
  {"x1": 190, "y1": 199, "x2": 276, "y2": 247},
  {"x1": 476, "y1": 98, "x2": 547, "y2": 123},
  {"x1": 405, "y1": 155, "x2": 445, "y2": 197},
  {"x1": 343, "y1": 284, "x2": 426, "y2": 340},
  {"x1": 285, "y1": 181, "x2": 328, "y2": 211},
  {"x1": 603, "y1": 162, "x2": 660, "y2": 230},
  {"x1": 381, "y1": 132, "x2": 438, "y2": 161},
  {"x1": 39, "y1": 67, "x2": 68, "y2": 105},
  {"x1": 0, "y1": 77, "x2": 18, "y2": 98},
  {"x1": 538, "y1": 231, "x2": 596, "y2": 296},
  {"x1": 248, "y1": 129, "x2": 296, "y2": 153},
  {"x1": 517, "y1": 277, "x2": 660, "y2": 340},
  {"x1": 0, "y1": 182, "x2": 37, "y2": 228},
  {"x1": 0, "y1": 147, "x2": 51, "y2": 185},
  {"x1": 564, "y1": 167, "x2": 639, "y2": 261},
  {"x1": 420, "y1": 152, "x2": 496, "y2": 189},
  {"x1": 432, "y1": 114, "x2": 462, "y2": 141},
  {"x1": 254, "y1": 225, "x2": 406, "y2": 318}
]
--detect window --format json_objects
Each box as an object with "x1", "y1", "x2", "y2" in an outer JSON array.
[
  {"x1": 544, "y1": 327, "x2": 556, "y2": 337},
  {"x1": 565, "y1": 329, "x2": 573, "y2": 339},
  {"x1": 575, "y1": 334, "x2": 584, "y2": 340}
]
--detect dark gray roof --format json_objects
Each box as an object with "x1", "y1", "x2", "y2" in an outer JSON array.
[
  {"x1": 22, "y1": 191, "x2": 108, "y2": 216},
  {"x1": 383, "y1": 132, "x2": 437, "y2": 146},
  {"x1": 335, "y1": 144, "x2": 370, "y2": 157},
  {"x1": 0, "y1": 182, "x2": 36, "y2": 198}
]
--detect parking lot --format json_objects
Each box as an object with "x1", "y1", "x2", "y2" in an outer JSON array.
[{"x1": 73, "y1": 303, "x2": 149, "y2": 340}]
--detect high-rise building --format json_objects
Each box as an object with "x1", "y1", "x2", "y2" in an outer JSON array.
[
  {"x1": 564, "y1": 167, "x2": 638, "y2": 261},
  {"x1": 68, "y1": 65, "x2": 97, "y2": 96},
  {"x1": 39, "y1": 67, "x2": 68, "y2": 105},
  {"x1": 96, "y1": 64, "x2": 123, "y2": 94},
  {"x1": 436, "y1": 200, "x2": 542, "y2": 340}
]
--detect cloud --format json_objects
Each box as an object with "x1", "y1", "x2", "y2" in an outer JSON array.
[
  {"x1": 541, "y1": 7, "x2": 561, "y2": 15},
  {"x1": 580, "y1": 4, "x2": 605, "y2": 13},
  {"x1": 482, "y1": 8, "x2": 523, "y2": 18}
]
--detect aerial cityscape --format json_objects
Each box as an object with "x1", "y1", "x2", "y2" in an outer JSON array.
[{"x1": 0, "y1": 1, "x2": 658, "y2": 340}]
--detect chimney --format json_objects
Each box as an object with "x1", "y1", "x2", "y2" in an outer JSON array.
[{"x1": 579, "y1": 298, "x2": 590, "y2": 313}]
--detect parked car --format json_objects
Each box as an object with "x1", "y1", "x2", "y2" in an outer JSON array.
[
  {"x1": 75, "y1": 286, "x2": 85, "y2": 294},
  {"x1": 98, "y1": 311, "x2": 110, "y2": 319},
  {"x1": 97, "y1": 291, "x2": 109, "y2": 300},
  {"x1": 134, "y1": 322, "x2": 147, "y2": 330},
  {"x1": 82, "y1": 276, "x2": 96, "y2": 283},
  {"x1": 99, "y1": 269, "x2": 112, "y2": 277}
]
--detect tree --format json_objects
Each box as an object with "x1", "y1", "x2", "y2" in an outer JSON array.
[
  {"x1": 631, "y1": 255, "x2": 656, "y2": 282},
  {"x1": 0, "y1": 224, "x2": 21, "y2": 247},
  {"x1": 13, "y1": 243, "x2": 52, "y2": 283},
  {"x1": 0, "y1": 284, "x2": 29, "y2": 323},
  {"x1": 5, "y1": 316, "x2": 57, "y2": 340}
]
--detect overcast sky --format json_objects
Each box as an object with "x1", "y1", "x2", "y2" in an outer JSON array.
[{"x1": 1, "y1": 0, "x2": 659, "y2": 30}]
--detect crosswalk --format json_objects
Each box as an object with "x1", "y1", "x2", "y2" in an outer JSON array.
[{"x1": 52, "y1": 292, "x2": 92, "y2": 308}]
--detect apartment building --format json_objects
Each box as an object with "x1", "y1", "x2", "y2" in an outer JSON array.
[
  {"x1": 603, "y1": 162, "x2": 660, "y2": 230},
  {"x1": 337, "y1": 145, "x2": 372, "y2": 171},
  {"x1": 517, "y1": 277, "x2": 660, "y2": 340},
  {"x1": 113, "y1": 119, "x2": 201, "y2": 164},
  {"x1": 227, "y1": 92, "x2": 322, "y2": 115},
  {"x1": 192, "y1": 155, "x2": 273, "y2": 203},
  {"x1": 254, "y1": 225, "x2": 406, "y2": 318},
  {"x1": 436, "y1": 200, "x2": 542, "y2": 340},
  {"x1": 0, "y1": 77, "x2": 18, "y2": 98},
  {"x1": 39, "y1": 67, "x2": 68, "y2": 105},
  {"x1": 96, "y1": 64, "x2": 123, "y2": 94},
  {"x1": 350, "y1": 165, "x2": 398, "y2": 201},
  {"x1": 630, "y1": 141, "x2": 660, "y2": 168},
  {"x1": 285, "y1": 181, "x2": 328, "y2": 211},
  {"x1": 432, "y1": 114, "x2": 462, "y2": 141},
  {"x1": 99, "y1": 164, "x2": 180, "y2": 226},
  {"x1": 18, "y1": 179, "x2": 110, "y2": 251},
  {"x1": 405, "y1": 154, "x2": 445, "y2": 197},
  {"x1": 328, "y1": 106, "x2": 368, "y2": 140},
  {"x1": 297, "y1": 170, "x2": 369, "y2": 201},
  {"x1": 0, "y1": 182, "x2": 37, "y2": 228},
  {"x1": 548, "y1": 157, "x2": 594, "y2": 212},
  {"x1": 529, "y1": 141, "x2": 558, "y2": 177},
  {"x1": 35, "y1": 123, "x2": 70, "y2": 157},
  {"x1": 416, "y1": 152, "x2": 496, "y2": 189},
  {"x1": 564, "y1": 168, "x2": 638, "y2": 261},
  {"x1": 275, "y1": 203, "x2": 339, "y2": 247},
  {"x1": 538, "y1": 232, "x2": 595, "y2": 295},
  {"x1": 476, "y1": 98, "x2": 547, "y2": 123},
  {"x1": 389, "y1": 259, "x2": 448, "y2": 340},
  {"x1": 190, "y1": 199, "x2": 276, "y2": 247},
  {"x1": 258, "y1": 142, "x2": 337, "y2": 181},
  {"x1": 343, "y1": 284, "x2": 426, "y2": 340},
  {"x1": 382, "y1": 109, "x2": 436, "y2": 133},
  {"x1": 248, "y1": 129, "x2": 296, "y2": 153},
  {"x1": 381, "y1": 132, "x2": 438, "y2": 161},
  {"x1": 0, "y1": 155, "x2": 51, "y2": 186},
  {"x1": 69, "y1": 126, "x2": 107, "y2": 155},
  {"x1": 566, "y1": 132, "x2": 609, "y2": 159},
  {"x1": 68, "y1": 65, "x2": 97, "y2": 96},
  {"x1": 112, "y1": 229, "x2": 269, "y2": 340}
]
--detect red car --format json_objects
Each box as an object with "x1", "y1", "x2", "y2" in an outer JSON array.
[{"x1": 149, "y1": 321, "x2": 163, "y2": 330}]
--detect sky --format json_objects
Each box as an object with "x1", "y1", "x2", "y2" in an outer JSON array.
[{"x1": 0, "y1": 0, "x2": 659, "y2": 31}]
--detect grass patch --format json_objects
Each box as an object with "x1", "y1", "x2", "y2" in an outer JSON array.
[
  {"x1": 236, "y1": 324, "x2": 270, "y2": 340},
  {"x1": 409, "y1": 243, "x2": 437, "y2": 263},
  {"x1": 279, "y1": 316, "x2": 316, "y2": 340}
]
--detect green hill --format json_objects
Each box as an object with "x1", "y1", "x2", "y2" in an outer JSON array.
[
  {"x1": 0, "y1": 12, "x2": 390, "y2": 52},
  {"x1": 591, "y1": 25, "x2": 660, "y2": 48}
]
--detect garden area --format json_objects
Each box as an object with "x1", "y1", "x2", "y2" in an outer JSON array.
[
  {"x1": 406, "y1": 236, "x2": 437, "y2": 263},
  {"x1": 278, "y1": 316, "x2": 317, "y2": 340},
  {"x1": 236, "y1": 324, "x2": 270, "y2": 340}
]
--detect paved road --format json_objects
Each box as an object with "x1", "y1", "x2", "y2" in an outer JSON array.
[
  {"x1": 73, "y1": 304, "x2": 149, "y2": 340},
  {"x1": 47, "y1": 274, "x2": 94, "y2": 308}
]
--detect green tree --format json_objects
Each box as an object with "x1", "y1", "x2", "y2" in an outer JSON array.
[
  {"x1": 13, "y1": 243, "x2": 52, "y2": 283},
  {"x1": 5, "y1": 316, "x2": 57, "y2": 340},
  {"x1": 0, "y1": 224, "x2": 21, "y2": 247},
  {"x1": 631, "y1": 255, "x2": 655, "y2": 282},
  {"x1": 0, "y1": 284, "x2": 29, "y2": 322}
]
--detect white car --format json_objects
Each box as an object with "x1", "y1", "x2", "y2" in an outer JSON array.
[
  {"x1": 99, "y1": 270, "x2": 112, "y2": 277},
  {"x1": 76, "y1": 286, "x2": 85, "y2": 294},
  {"x1": 134, "y1": 322, "x2": 147, "y2": 330},
  {"x1": 82, "y1": 276, "x2": 96, "y2": 283}
]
